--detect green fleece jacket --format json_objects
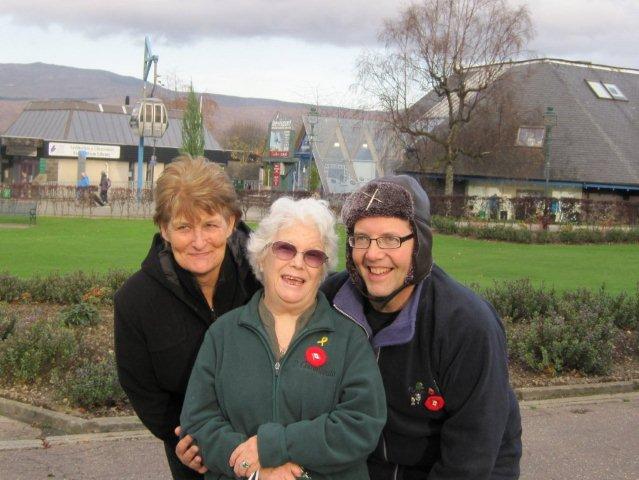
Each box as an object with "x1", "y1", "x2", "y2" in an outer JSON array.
[{"x1": 180, "y1": 290, "x2": 386, "y2": 480}]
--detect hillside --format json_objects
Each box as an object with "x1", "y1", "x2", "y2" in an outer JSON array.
[{"x1": 0, "y1": 62, "x2": 373, "y2": 139}]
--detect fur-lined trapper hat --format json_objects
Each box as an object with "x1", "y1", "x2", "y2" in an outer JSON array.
[{"x1": 341, "y1": 175, "x2": 433, "y2": 304}]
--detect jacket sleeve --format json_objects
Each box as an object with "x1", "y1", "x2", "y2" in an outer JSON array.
[
  {"x1": 256, "y1": 328, "x2": 386, "y2": 474},
  {"x1": 180, "y1": 329, "x2": 247, "y2": 477},
  {"x1": 428, "y1": 301, "x2": 518, "y2": 480},
  {"x1": 113, "y1": 294, "x2": 175, "y2": 441}
]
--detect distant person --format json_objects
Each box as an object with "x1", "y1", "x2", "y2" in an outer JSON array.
[
  {"x1": 114, "y1": 155, "x2": 261, "y2": 480},
  {"x1": 76, "y1": 172, "x2": 90, "y2": 201},
  {"x1": 99, "y1": 171, "x2": 111, "y2": 204}
]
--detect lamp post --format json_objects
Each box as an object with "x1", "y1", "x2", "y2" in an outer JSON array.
[
  {"x1": 543, "y1": 106, "x2": 557, "y2": 198},
  {"x1": 306, "y1": 106, "x2": 319, "y2": 191}
]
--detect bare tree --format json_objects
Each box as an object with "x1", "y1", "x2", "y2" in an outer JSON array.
[
  {"x1": 358, "y1": 0, "x2": 533, "y2": 194},
  {"x1": 221, "y1": 121, "x2": 268, "y2": 162}
]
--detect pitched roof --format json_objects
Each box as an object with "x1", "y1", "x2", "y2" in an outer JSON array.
[
  {"x1": 3, "y1": 100, "x2": 221, "y2": 150},
  {"x1": 410, "y1": 59, "x2": 639, "y2": 188},
  {"x1": 300, "y1": 115, "x2": 401, "y2": 194}
]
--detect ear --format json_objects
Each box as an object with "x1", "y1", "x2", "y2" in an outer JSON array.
[{"x1": 160, "y1": 223, "x2": 170, "y2": 243}]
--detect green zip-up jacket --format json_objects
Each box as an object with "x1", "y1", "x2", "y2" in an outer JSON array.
[{"x1": 180, "y1": 290, "x2": 387, "y2": 480}]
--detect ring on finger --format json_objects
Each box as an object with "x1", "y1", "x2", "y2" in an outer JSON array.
[{"x1": 241, "y1": 460, "x2": 251, "y2": 469}]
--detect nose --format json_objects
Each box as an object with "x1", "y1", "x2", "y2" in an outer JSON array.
[
  {"x1": 291, "y1": 250, "x2": 305, "y2": 269},
  {"x1": 363, "y1": 241, "x2": 385, "y2": 261},
  {"x1": 191, "y1": 228, "x2": 206, "y2": 249}
]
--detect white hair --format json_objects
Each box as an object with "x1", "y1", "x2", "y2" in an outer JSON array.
[{"x1": 247, "y1": 197, "x2": 338, "y2": 282}]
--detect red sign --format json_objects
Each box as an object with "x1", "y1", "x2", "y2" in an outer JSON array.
[{"x1": 273, "y1": 163, "x2": 281, "y2": 187}]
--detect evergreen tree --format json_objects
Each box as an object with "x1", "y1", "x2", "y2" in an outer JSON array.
[{"x1": 181, "y1": 84, "x2": 205, "y2": 157}]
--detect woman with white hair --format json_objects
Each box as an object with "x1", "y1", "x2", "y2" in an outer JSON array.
[{"x1": 180, "y1": 197, "x2": 386, "y2": 480}]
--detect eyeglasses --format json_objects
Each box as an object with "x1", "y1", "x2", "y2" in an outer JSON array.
[
  {"x1": 348, "y1": 233, "x2": 414, "y2": 249},
  {"x1": 270, "y1": 241, "x2": 328, "y2": 268}
]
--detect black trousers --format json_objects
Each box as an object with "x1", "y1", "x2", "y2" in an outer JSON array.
[{"x1": 163, "y1": 439, "x2": 204, "y2": 480}]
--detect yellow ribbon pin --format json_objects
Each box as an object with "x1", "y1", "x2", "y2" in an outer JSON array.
[{"x1": 317, "y1": 336, "x2": 329, "y2": 346}]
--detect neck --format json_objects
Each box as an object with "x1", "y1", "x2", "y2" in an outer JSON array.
[
  {"x1": 370, "y1": 284, "x2": 415, "y2": 313},
  {"x1": 195, "y1": 268, "x2": 221, "y2": 308},
  {"x1": 263, "y1": 294, "x2": 314, "y2": 323}
]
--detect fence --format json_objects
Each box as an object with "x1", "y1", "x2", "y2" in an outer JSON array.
[{"x1": 3, "y1": 182, "x2": 637, "y2": 226}]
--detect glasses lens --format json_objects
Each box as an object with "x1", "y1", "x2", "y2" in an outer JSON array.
[
  {"x1": 303, "y1": 250, "x2": 328, "y2": 268},
  {"x1": 377, "y1": 236, "x2": 401, "y2": 249},
  {"x1": 350, "y1": 235, "x2": 370, "y2": 249},
  {"x1": 272, "y1": 241, "x2": 297, "y2": 260}
]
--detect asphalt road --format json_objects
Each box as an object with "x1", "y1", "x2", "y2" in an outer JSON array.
[{"x1": 0, "y1": 393, "x2": 636, "y2": 480}]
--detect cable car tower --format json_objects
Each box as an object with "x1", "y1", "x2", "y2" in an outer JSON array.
[{"x1": 130, "y1": 36, "x2": 168, "y2": 198}]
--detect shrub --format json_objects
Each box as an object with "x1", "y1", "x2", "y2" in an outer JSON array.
[
  {"x1": 63, "y1": 356, "x2": 126, "y2": 408},
  {"x1": 482, "y1": 279, "x2": 557, "y2": 322},
  {"x1": 0, "y1": 319, "x2": 78, "y2": 383},
  {"x1": 0, "y1": 304, "x2": 16, "y2": 340},
  {"x1": 59, "y1": 303, "x2": 101, "y2": 327},
  {"x1": 0, "y1": 273, "x2": 26, "y2": 302},
  {"x1": 507, "y1": 300, "x2": 617, "y2": 375}
]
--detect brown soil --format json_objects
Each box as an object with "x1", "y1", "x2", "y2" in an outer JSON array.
[{"x1": 0, "y1": 303, "x2": 637, "y2": 418}]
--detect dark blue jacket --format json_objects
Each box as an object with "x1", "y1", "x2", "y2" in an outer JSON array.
[{"x1": 321, "y1": 267, "x2": 522, "y2": 480}]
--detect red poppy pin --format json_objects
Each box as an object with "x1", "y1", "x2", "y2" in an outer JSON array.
[
  {"x1": 305, "y1": 346, "x2": 327, "y2": 367},
  {"x1": 424, "y1": 395, "x2": 445, "y2": 411}
]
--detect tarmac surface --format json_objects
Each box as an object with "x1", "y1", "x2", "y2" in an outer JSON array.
[{"x1": 0, "y1": 392, "x2": 636, "y2": 479}]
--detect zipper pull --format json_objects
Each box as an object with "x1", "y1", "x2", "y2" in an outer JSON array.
[{"x1": 274, "y1": 361, "x2": 281, "y2": 376}]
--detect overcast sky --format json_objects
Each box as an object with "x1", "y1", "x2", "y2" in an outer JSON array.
[{"x1": 0, "y1": 0, "x2": 637, "y2": 107}]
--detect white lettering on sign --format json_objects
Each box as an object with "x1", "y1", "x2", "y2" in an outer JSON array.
[{"x1": 48, "y1": 142, "x2": 121, "y2": 159}]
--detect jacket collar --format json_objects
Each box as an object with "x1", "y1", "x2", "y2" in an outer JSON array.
[
  {"x1": 238, "y1": 290, "x2": 337, "y2": 333},
  {"x1": 333, "y1": 279, "x2": 424, "y2": 348}
]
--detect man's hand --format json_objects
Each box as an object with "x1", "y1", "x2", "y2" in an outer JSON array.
[
  {"x1": 259, "y1": 462, "x2": 304, "y2": 480},
  {"x1": 174, "y1": 426, "x2": 208, "y2": 474},
  {"x1": 230, "y1": 435, "x2": 261, "y2": 478}
]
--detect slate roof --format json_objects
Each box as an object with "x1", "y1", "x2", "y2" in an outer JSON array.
[
  {"x1": 407, "y1": 59, "x2": 639, "y2": 188},
  {"x1": 300, "y1": 115, "x2": 401, "y2": 194},
  {"x1": 3, "y1": 100, "x2": 221, "y2": 150}
]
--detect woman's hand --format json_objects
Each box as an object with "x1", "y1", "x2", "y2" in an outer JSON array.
[
  {"x1": 230, "y1": 435, "x2": 261, "y2": 478},
  {"x1": 174, "y1": 426, "x2": 208, "y2": 474},
  {"x1": 259, "y1": 462, "x2": 305, "y2": 480}
]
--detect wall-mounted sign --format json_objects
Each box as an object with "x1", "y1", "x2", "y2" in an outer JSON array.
[
  {"x1": 48, "y1": 142, "x2": 121, "y2": 159},
  {"x1": 269, "y1": 114, "x2": 293, "y2": 158},
  {"x1": 273, "y1": 162, "x2": 281, "y2": 187}
]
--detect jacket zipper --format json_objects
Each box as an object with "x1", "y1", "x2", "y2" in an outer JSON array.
[
  {"x1": 333, "y1": 305, "x2": 370, "y2": 339},
  {"x1": 244, "y1": 324, "x2": 330, "y2": 422}
]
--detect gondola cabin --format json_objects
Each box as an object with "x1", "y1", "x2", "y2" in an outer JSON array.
[{"x1": 129, "y1": 98, "x2": 169, "y2": 138}]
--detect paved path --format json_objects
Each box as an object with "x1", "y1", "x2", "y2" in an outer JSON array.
[{"x1": 0, "y1": 393, "x2": 636, "y2": 479}]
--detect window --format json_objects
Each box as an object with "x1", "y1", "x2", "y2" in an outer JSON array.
[
  {"x1": 603, "y1": 83, "x2": 627, "y2": 100},
  {"x1": 586, "y1": 80, "x2": 612, "y2": 99},
  {"x1": 586, "y1": 80, "x2": 628, "y2": 101},
  {"x1": 516, "y1": 127, "x2": 546, "y2": 148}
]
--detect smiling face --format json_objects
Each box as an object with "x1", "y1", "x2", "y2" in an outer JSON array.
[
  {"x1": 160, "y1": 210, "x2": 235, "y2": 285},
  {"x1": 260, "y1": 222, "x2": 325, "y2": 316},
  {"x1": 351, "y1": 216, "x2": 415, "y2": 312}
]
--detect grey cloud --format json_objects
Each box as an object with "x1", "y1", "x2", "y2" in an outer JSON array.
[{"x1": 1, "y1": 0, "x2": 399, "y2": 46}]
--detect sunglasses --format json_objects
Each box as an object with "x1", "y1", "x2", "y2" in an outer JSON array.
[{"x1": 270, "y1": 241, "x2": 328, "y2": 268}]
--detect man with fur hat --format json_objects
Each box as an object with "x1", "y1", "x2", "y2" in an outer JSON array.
[{"x1": 321, "y1": 175, "x2": 522, "y2": 479}]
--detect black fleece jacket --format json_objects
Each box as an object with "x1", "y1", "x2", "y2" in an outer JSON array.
[
  {"x1": 321, "y1": 268, "x2": 522, "y2": 480},
  {"x1": 114, "y1": 222, "x2": 261, "y2": 441}
]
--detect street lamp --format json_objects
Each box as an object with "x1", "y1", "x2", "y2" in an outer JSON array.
[
  {"x1": 543, "y1": 106, "x2": 557, "y2": 198},
  {"x1": 306, "y1": 106, "x2": 319, "y2": 191}
]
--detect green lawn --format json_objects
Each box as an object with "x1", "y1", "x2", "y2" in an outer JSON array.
[{"x1": 1, "y1": 217, "x2": 637, "y2": 293}]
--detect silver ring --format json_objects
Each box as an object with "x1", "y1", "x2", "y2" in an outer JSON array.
[{"x1": 241, "y1": 460, "x2": 251, "y2": 469}]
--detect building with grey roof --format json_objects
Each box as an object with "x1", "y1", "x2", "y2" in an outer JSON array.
[
  {"x1": 1, "y1": 100, "x2": 227, "y2": 187},
  {"x1": 399, "y1": 58, "x2": 639, "y2": 206}
]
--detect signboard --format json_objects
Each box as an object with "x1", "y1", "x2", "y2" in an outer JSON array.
[
  {"x1": 273, "y1": 162, "x2": 281, "y2": 187},
  {"x1": 48, "y1": 142, "x2": 120, "y2": 159},
  {"x1": 269, "y1": 116, "x2": 293, "y2": 158}
]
